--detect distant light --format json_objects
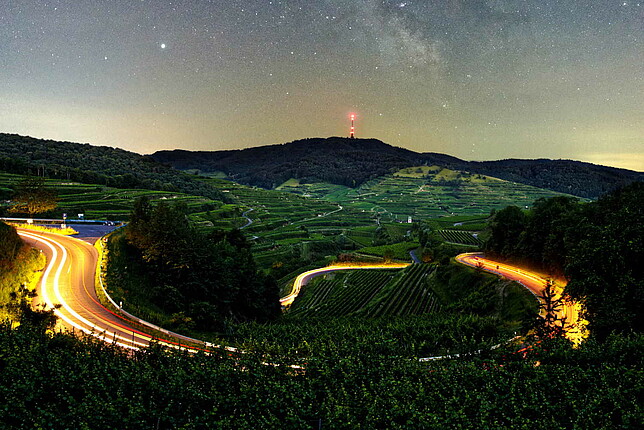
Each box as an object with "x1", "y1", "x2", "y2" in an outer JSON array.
[{"x1": 161, "y1": 43, "x2": 166, "y2": 49}]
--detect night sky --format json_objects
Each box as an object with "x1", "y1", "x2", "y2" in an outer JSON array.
[{"x1": 1, "y1": 1, "x2": 642, "y2": 170}]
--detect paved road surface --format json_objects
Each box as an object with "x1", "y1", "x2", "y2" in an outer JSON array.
[
  {"x1": 456, "y1": 252, "x2": 585, "y2": 345},
  {"x1": 18, "y1": 229, "x2": 208, "y2": 351}
]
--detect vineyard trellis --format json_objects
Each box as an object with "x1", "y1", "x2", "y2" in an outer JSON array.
[
  {"x1": 290, "y1": 265, "x2": 440, "y2": 318},
  {"x1": 439, "y1": 230, "x2": 482, "y2": 246}
]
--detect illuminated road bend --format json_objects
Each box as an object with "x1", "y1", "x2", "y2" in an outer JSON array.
[
  {"x1": 18, "y1": 229, "x2": 585, "y2": 355},
  {"x1": 280, "y1": 262, "x2": 410, "y2": 307},
  {"x1": 19, "y1": 229, "x2": 408, "y2": 353},
  {"x1": 456, "y1": 252, "x2": 587, "y2": 345},
  {"x1": 18, "y1": 230, "x2": 213, "y2": 352}
]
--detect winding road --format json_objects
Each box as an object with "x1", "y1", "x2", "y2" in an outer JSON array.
[
  {"x1": 19, "y1": 229, "x2": 585, "y2": 352},
  {"x1": 456, "y1": 252, "x2": 586, "y2": 345},
  {"x1": 279, "y1": 262, "x2": 410, "y2": 307},
  {"x1": 18, "y1": 229, "x2": 211, "y2": 351}
]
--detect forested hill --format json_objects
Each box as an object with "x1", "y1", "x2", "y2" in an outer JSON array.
[
  {"x1": 464, "y1": 159, "x2": 644, "y2": 200},
  {"x1": 152, "y1": 137, "x2": 445, "y2": 189},
  {"x1": 151, "y1": 137, "x2": 643, "y2": 199},
  {"x1": 0, "y1": 133, "x2": 224, "y2": 200}
]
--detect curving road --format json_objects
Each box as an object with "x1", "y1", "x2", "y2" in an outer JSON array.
[
  {"x1": 456, "y1": 252, "x2": 586, "y2": 345},
  {"x1": 19, "y1": 229, "x2": 584, "y2": 353},
  {"x1": 18, "y1": 229, "x2": 210, "y2": 351},
  {"x1": 280, "y1": 262, "x2": 410, "y2": 307}
]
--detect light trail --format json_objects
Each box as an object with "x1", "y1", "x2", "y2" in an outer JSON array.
[
  {"x1": 20, "y1": 228, "x2": 411, "y2": 355},
  {"x1": 18, "y1": 230, "x2": 215, "y2": 352},
  {"x1": 19, "y1": 231, "x2": 147, "y2": 349},
  {"x1": 279, "y1": 262, "x2": 410, "y2": 306},
  {"x1": 455, "y1": 252, "x2": 588, "y2": 346},
  {"x1": 21, "y1": 227, "x2": 588, "y2": 362}
]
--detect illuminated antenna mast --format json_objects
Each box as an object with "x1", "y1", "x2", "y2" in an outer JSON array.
[{"x1": 349, "y1": 113, "x2": 356, "y2": 138}]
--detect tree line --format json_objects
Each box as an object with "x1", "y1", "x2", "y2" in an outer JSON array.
[
  {"x1": 110, "y1": 197, "x2": 281, "y2": 332},
  {"x1": 484, "y1": 182, "x2": 644, "y2": 339},
  {"x1": 151, "y1": 136, "x2": 643, "y2": 198},
  {"x1": 0, "y1": 133, "x2": 226, "y2": 201}
]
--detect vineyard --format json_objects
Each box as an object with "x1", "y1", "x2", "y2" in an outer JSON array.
[
  {"x1": 289, "y1": 265, "x2": 440, "y2": 318},
  {"x1": 362, "y1": 264, "x2": 439, "y2": 317},
  {"x1": 439, "y1": 229, "x2": 482, "y2": 246}
]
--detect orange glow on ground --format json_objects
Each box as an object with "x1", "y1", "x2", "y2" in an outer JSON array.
[
  {"x1": 279, "y1": 262, "x2": 410, "y2": 307},
  {"x1": 456, "y1": 253, "x2": 588, "y2": 346}
]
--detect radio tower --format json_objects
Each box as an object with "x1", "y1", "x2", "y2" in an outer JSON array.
[{"x1": 349, "y1": 113, "x2": 356, "y2": 139}]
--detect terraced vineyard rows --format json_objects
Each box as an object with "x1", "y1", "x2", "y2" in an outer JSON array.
[
  {"x1": 0, "y1": 173, "x2": 219, "y2": 220},
  {"x1": 363, "y1": 264, "x2": 439, "y2": 318},
  {"x1": 289, "y1": 270, "x2": 396, "y2": 317},
  {"x1": 438, "y1": 230, "x2": 482, "y2": 246},
  {"x1": 289, "y1": 265, "x2": 440, "y2": 318},
  {"x1": 284, "y1": 167, "x2": 579, "y2": 221}
]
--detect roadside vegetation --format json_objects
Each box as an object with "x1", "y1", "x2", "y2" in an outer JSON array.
[
  {"x1": 106, "y1": 197, "x2": 280, "y2": 333},
  {"x1": 485, "y1": 182, "x2": 644, "y2": 339},
  {"x1": 0, "y1": 316, "x2": 641, "y2": 428},
  {"x1": 0, "y1": 221, "x2": 45, "y2": 324},
  {"x1": 0, "y1": 138, "x2": 642, "y2": 428}
]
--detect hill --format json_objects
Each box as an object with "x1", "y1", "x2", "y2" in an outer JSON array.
[
  {"x1": 0, "y1": 133, "x2": 225, "y2": 201},
  {"x1": 152, "y1": 137, "x2": 431, "y2": 189},
  {"x1": 151, "y1": 137, "x2": 643, "y2": 199}
]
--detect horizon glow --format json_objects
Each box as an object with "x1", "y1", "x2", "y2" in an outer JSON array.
[{"x1": 0, "y1": 1, "x2": 642, "y2": 171}]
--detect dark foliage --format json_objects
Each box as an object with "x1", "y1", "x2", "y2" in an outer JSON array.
[
  {"x1": 0, "y1": 222, "x2": 46, "y2": 323},
  {"x1": 151, "y1": 136, "x2": 644, "y2": 198},
  {"x1": 0, "y1": 133, "x2": 226, "y2": 201},
  {"x1": 0, "y1": 317, "x2": 642, "y2": 428},
  {"x1": 8, "y1": 176, "x2": 58, "y2": 216},
  {"x1": 153, "y1": 137, "x2": 430, "y2": 188},
  {"x1": 565, "y1": 182, "x2": 644, "y2": 339},
  {"x1": 123, "y1": 198, "x2": 281, "y2": 330},
  {"x1": 485, "y1": 183, "x2": 644, "y2": 338},
  {"x1": 0, "y1": 222, "x2": 24, "y2": 265},
  {"x1": 465, "y1": 158, "x2": 644, "y2": 199}
]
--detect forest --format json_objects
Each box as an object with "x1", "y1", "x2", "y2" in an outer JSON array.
[
  {"x1": 151, "y1": 136, "x2": 644, "y2": 199},
  {"x1": 485, "y1": 182, "x2": 644, "y2": 339},
  {"x1": 0, "y1": 133, "x2": 225, "y2": 201},
  {"x1": 108, "y1": 197, "x2": 280, "y2": 331},
  {"x1": 1, "y1": 132, "x2": 641, "y2": 200}
]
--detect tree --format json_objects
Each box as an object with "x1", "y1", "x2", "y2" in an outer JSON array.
[
  {"x1": 123, "y1": 197, "x2": 280, "y2": 330},
  {"x1": 534, "y1": 280, "x2": 569, "y2": 340},
  {"x1": 484, "y1": 206, "x2": 526, "y2": 260},
  {"x1": 565, "y1": 182, "x2": 644, "y2": 339},
  {"x1": 9, "y1": 177, "x2": 58, "y2": 216}
]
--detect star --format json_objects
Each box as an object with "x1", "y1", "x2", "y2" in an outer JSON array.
[{"x1": 160, "y1": 43, "x2": 166, "y2": 49}]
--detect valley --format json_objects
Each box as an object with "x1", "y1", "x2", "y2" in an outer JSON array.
[{"x1": 0, "y1": 135, "x2": 641, "y2": 428}]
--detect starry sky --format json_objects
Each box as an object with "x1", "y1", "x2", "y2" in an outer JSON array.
[{"x1": 1, "y1": 1, "x2": 642, "y2": 170}]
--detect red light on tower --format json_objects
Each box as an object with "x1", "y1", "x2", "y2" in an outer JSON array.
[{"x1": 349, "y1": 113, "x2": 356, "y2": 139}]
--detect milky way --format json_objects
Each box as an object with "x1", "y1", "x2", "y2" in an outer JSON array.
[{"x1": 0, "y1": 1, "x2": 642, "y2": 170}]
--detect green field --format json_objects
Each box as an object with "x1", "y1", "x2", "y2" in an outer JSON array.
[
  {"x1": 438, "y1": 230, "x2": 482, "y2": 246},
  {"x1": 0, "y1": 172, "x2": 222, "y2": 221},
  {"x1": 276, "y1": 166, "x2": 577, "y2": 221},
  {"x1": 289, "y1": 265, "x2": 440, "y2": 318},
  {"x1": 1, "y1": 167, "x2": 577, "y2": 296}
]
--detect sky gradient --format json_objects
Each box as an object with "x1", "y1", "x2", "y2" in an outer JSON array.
[{"x1": 1, "y1": 1, "x2": 642, "y2": 170}]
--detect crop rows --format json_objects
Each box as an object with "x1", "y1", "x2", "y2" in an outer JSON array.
[
  {"x1": 364, "y1": 264, "x2": 439, "y2": 318},
  {"x1": 289, "y1": 270, "x2": 395, "y2": 317},
  {"x1": 439, "y1": 230, "x2": 482, "y2": 246},
  {"x1": 290, "y1": 266, "x2": 440, "y2": 319}
]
